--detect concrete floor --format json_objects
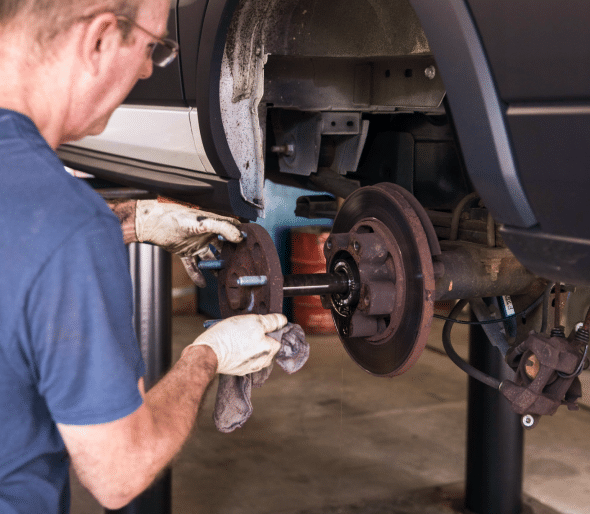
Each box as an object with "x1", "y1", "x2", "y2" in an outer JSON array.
[{"x1": 70, "y1": 314, "x2": 590, "y2": 514}]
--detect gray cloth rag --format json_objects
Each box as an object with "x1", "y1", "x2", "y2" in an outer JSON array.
[{"x1": 213, "y1": 322, "x2": 309, "y2": 433}]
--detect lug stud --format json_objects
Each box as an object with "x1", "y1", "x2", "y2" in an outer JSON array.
[
  {"x1": 236, "y1": 275, "x2": 268, "y2": 287},
  {"x1": 197, "y1": 259, "x2": 226, "y2": 270}
]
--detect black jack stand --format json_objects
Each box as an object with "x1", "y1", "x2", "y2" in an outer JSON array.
[
  {"x1": 106, "y1": 243, "x2": 172, "y2": 514},
  {"x1": 465, "y1": 313, "x2": 524, "y2": 514}
]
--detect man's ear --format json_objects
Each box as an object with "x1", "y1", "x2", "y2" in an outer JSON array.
[{"x1": 80, "y1": 13, "x2": 121, "y2": 76}]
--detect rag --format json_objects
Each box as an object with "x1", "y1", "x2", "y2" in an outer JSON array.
[{"x1": 213, "y1": 323, "x2": 309, "y2": 433}]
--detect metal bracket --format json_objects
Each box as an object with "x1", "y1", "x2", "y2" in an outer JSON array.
[{"x1": 271, "y1": 110, "x2": 369, "y2": 176}]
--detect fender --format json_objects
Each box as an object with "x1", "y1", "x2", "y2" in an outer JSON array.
[{"x1": 409, "y1": 0, "x2": 537, "y2": 229}]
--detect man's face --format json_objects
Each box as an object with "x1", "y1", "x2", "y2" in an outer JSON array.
[{"x1": 79, "y1": 0, "x2": 171, "y2": 138}]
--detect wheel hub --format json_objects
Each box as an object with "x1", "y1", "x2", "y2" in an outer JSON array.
[{"x1": 218, "y1": 223, "x2": 284, "y2": 317}]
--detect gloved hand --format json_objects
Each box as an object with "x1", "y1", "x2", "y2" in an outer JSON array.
[
  {"x1": 134, "y1": 199, "x2": 243, "y2": 287},
  {"x1": 188, "y1": 314, "x2": 288, "y2": 376}
]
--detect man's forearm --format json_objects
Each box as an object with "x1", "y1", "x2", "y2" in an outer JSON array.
[
  {"x1": 144, "y1": 344, "x2": 217, "y2": 457},
  {"x1": 121, "y1": 345, "x2": 218, "y2": 501},
  {"x1": 60, "y1": 345, "x2": 218, "y2": 509},
  {"x1": 107, "y1": 199, "x2": 138, "y2": 244}
]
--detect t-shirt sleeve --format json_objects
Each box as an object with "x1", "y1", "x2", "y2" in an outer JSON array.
[{"x1": 25, "y1": 214, "x2": 145, "y2": 425}]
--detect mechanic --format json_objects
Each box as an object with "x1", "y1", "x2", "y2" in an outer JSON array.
[{"x1": 0, "y1": 0, "x2": 288, "y2": 512}]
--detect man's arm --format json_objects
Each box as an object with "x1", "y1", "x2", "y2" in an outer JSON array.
[
  {"x1": 57, "y1": 313, "x2": 286, "y2": 510},
  {"x1": 58, "y1": 345, "x2": 216, "y2": 510}
]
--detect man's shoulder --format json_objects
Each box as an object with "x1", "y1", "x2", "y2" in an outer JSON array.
[
  {"x1": 0, "y1": 108, "x2": 42, "y2": 141},
  {"x1": 0, "y1": 109, "x2": 122, "y2": 275},
  {"x1": 0, "y1": 109, "x2": 116, "y2": 230}
]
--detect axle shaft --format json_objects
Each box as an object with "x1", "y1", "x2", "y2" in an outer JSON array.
[
  {"x1": 282, "y1": 273, "x2": 349, "y2": 297},
  {"x1": 281, "y1": 243, "x2": 538, "y2": 302}
]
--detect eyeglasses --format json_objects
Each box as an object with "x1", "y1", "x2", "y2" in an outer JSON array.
[{"x1": 116, "y1": 15, "x2": 179, "y2": 68}]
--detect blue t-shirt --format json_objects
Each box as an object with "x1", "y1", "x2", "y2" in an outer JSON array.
[{"x1": 0, "y1": 109, "x2": 145, "y2": 513}]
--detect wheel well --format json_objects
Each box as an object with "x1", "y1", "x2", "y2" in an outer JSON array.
[{"x1": 221, "y1": 0, "x2": 449, "y2": 210}]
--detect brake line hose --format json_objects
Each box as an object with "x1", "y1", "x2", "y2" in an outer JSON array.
[{"x1": 442, "y1": 299, "x2": 502, "y2": 390}]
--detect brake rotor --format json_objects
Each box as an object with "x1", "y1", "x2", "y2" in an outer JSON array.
[
  {"x1": 218, "y1": 223, "x2": 284, "y2": 317},
  {"x1": 325, "y1": 183, "x2": 436, "y2": 376}
]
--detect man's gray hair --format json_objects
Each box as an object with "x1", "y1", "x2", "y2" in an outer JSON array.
[{"x1": 1, "y1": 0, "x2": 142, "y2": 45}]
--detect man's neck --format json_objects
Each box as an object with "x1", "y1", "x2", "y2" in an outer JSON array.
[{"x1": 0, "y1": 43, "x2": 71, "y2": 149}]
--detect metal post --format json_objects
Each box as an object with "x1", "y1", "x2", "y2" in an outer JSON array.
[
  {"x1": 465, "y1": 311, "x2": 524, "y2": 514},
  {"x1": 106, "y1": 243, "x2": 172, "y2": 514}
]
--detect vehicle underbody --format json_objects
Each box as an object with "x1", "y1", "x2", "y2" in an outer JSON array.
[{"x1": 58, "y1": 0, "x2": 590, "y2": 428}]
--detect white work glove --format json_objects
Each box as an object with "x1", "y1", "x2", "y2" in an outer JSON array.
[
  {"x1": 189, "y1": 314, "x2": 288, "y2": 376},
  {"x1": 135, "y1": 199, "x2": 243, "y2": 287}
]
